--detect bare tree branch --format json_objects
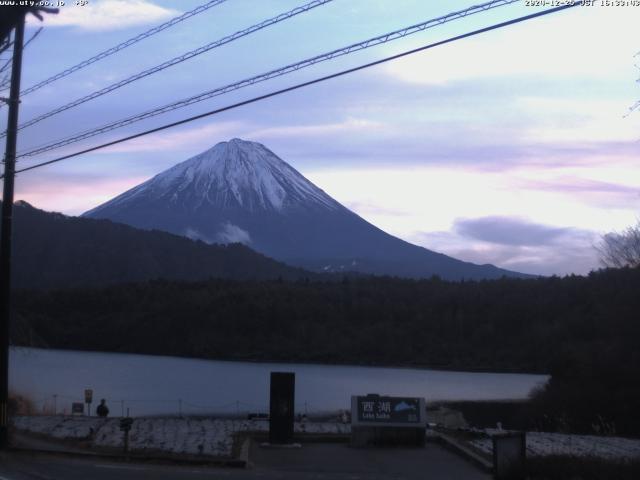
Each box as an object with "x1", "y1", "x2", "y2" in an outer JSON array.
[{"x1": 597, "y1": 222, "x2": 640, "y2": 268}]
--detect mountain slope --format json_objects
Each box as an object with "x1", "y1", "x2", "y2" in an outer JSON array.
[
  {"x1": 85, "y1": 138, "x2": 528, "y2": 280},
  {"x1": 4, "y1": 201, "x2": 312, "y2": 289}
]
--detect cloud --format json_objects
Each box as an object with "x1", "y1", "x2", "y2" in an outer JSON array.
[
  {"x1": 414, "y1": 218, "x2": 600, "y2": 276},
  {"x1": 185, "y1": 223, "x2": 252, "y2": 245},
  {"x1": 516, "y1": 177, "x2": 640, "y2": 209},
  {"x1": 384, "y1": 6, "x2": 638, "y2": 85},
  {"x1": 184, "y1": 228, "x2": 212, "y2": 244},
  {"x1": 100, "y1": 122, "x2": 243, "y2": 154},
  {"x1": 515, "y1": 97, "x2": 640, "y2": 144},
  {"x1": 41, "y1": 0, "x2": 180, "y2": 32},
  {"x1": 521, "y1": 178, "x2": 639, "y2": 195},
  {"x1": 16, "y1": 174, "x2": 149, "y2": 216},
  {"x1": 454, "y1": 243, "x2": 599, "y2": 277},
  {"x1": 247, "y1": 118, "x2": 384, "y2": 140},
  {"x1": 344, "y1": 201, "x2": 409, "y2": 217},
  {"x1": 453, "y1": 216, "x2": 581, "y2": 247},
  {"x1": 215, "y1": 222, "x2": 251, "y2": 245}
]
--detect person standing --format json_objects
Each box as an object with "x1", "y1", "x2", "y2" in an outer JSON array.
[{"x1": 96, "y1": 399, "x2": 109, "y2": 418}]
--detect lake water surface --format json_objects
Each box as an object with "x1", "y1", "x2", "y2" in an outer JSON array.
[{"x1": 10, "y1": 347, "x2": 548, "y2": 416}]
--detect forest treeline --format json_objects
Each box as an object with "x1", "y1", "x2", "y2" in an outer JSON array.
[
  {"x1": 2, "y1": 201, "x2": 312, "y2": 289},
  {"x1": 11, "y1": 267, "x2": 640, "y2": 435}
]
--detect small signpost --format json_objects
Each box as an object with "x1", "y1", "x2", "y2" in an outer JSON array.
[
  {"x1": 351, "y1": 394, "x2": 426, "y2": 447},
  {"x1": 119, "y1": 416, "x2": 134, "y2": 453},
  {"x1": 84, "y1": 389, "x2": 93, "y2": 417},
  {"x1": 71, "y1": 402, "x2": 84, "y2": 416}
]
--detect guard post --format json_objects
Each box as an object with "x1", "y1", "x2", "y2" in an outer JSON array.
[{"x1": 492, "y1": 431, "x2": 526, "y2": 480}]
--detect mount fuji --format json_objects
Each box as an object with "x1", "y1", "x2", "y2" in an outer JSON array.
[{"x1": 84, "y1": 138, "x2": 526, "y2": 280}]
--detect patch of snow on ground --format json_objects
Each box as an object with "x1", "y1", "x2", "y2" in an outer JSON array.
[
  {"x1": 13, "y1": 416, "x2": 350, "y2": 458},
  {"x1": 470, "y1": 431, "x2": 640, "y2": 460},
  {"x1": 15, "y1": 416, "x2": 640, "y2": 460}
]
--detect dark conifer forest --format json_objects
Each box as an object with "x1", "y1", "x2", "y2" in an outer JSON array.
[{"x1": 12, "y1": 267, "x2": 640, "y2": 435}]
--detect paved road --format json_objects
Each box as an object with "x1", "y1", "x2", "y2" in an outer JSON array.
[
  {"x1": 0, "y1": 442, "x2": 490, "y2": 480},
  {"x1": 251, "y1": 441, "x2": 491, "y2": 479}
]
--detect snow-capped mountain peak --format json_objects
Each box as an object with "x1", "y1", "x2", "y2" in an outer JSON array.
[
  {"x1": 84, "y1": 138, "x2": 528, "y2": 280},
  {"x1": 87, "y1": 138, "x2": 339, "y2": 216}
]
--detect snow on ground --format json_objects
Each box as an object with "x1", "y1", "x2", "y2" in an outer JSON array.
[
  {"x1": 470, "y1": 431, "x2": 640, "y2": 461},
  {"x1": 12, "y1": 416, "x2": 351, "y2": 458},
  {"x1": 16, "y1": 416, "x2": 639, "y2": 461}
]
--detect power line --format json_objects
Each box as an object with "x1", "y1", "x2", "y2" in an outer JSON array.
[
  {"x1": 19, "y1": 0, "x2": 229, "y2": 98},
  {"x1": 0, "y1": 28, "x2": 42, "y2": 78},
  {"x1": 3, "y1": 0, "x2": 334, "y2": 139},
  {"x1": 0, "y1": 57, "x2": 11, "y2": 77},
  {"x1": 0, "y1": 73, "x2": 10, "y2": 92},
  {"x1": 23, "y1": 27, "x2": 43, "y2": 50},
  {"x1": 8, "y1": 4, "x2": 579, "y2": 178},
  {"x1": 0, "y1": 28, "x2": 42, "y2": 103},
  {"x1": 0, "y1": 32, "x2": 13, "y2": 76},
  {"x1": 16, "y1": 0, "x2": 521, "y2": 158},
  {"x1": 0, "y1": 41, "x2": 12, "y2": 57},
  {"x1": 0, "y1": 34, "x2": 15, "y2": 94}
]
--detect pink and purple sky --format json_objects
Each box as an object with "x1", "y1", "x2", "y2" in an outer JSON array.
[{"x1": 3, "y1": 0, "x2": 640, "y2": 275}]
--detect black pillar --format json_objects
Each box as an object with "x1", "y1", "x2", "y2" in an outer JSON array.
[{"x1": 269, "y1": 372, "x2": 295, "y2": 444}]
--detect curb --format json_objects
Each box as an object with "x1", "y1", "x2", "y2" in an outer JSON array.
[
  {"x1": 7, "y1": 444, "x2": 248, "y2": 468},
  {"x1": 431, "y1": 431, "x2": 493, "y2": 472},
  {"x1": 237, "y1": 436, "x2": 252, "y2": 468}
]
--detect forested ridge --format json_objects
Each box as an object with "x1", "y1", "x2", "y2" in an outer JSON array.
[
  {"x1": 13, "y1": 267, "x2": 638, "y2": 372},
  {"x1": 2, "y1": 201, "x2": 314, "y2": 289}
]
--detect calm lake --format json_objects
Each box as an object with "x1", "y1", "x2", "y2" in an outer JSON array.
[{"x1": 10, "y1": 347, "x2": 548, "y2": 417}]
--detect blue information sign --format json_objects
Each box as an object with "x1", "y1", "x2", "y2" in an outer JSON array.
[{"x1": 355, "y1": 395, "x2": 422, "y2": 424}]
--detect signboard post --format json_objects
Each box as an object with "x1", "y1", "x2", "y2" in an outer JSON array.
[
  {"x1": 119, "y1": 417, "x2": 134, "y2": 453},
  {"x1": 350, "y1": 394, "x2": 426, "y2": 447},
  {"x1": 84, "y1": 389, "x2": 93, "y2": 417}
]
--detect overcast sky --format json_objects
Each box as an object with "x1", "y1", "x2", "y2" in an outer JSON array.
[{"x1": 3, "y1": 0, "x2": 640, "y2": 276}]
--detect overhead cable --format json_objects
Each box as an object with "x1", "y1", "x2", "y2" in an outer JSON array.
[
  {"x1": 16, "y1": 0, "x2": 522, "y2": 156},
  {"x1": 3, "y1": 0, "x2": 333, "y2": 138},
  {"x1": 19, "y1": 0, "x2": 230, "y2": 97},
  {"x1": 8, "y1": 4, "x2": 580, "y2": 178}
]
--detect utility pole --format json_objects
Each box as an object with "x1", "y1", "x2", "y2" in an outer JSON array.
[{"x1": 0, "y1": 13, "x2": 25, "y2": 449}]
